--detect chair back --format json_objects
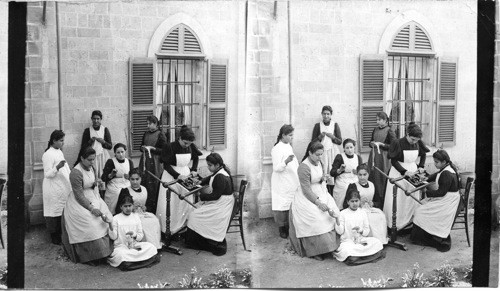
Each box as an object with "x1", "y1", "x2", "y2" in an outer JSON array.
[
  {"x1": 237, "y1": 180, "x2": 248, "y2": 213},
  {"x1": 463, "y1": 177, "x2": 474, "y2": 202}
]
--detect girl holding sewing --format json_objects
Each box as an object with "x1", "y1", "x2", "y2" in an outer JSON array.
[
  {"x1": 367, "y1": 112, "x2": 396, "y2": 209},
  {"x1": 288, "y1": 141, "x2": 340, "y2": 261},
  {"x1": 330, "y1": 138, "x2": 363, "y2": 210},
  {"x1": 411, "y1": 149, "x2": 461, "y2": 252},
  {"x1": 185, "y1": 153, "x2": 235, "y2": 256},
  {"x1": 102, "y1": 143, "x2": 134, "y2": 214}
]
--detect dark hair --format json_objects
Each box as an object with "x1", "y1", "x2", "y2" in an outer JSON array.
[
  {"x1": 113, "y1": 143, "x2": 127, "y2": 153},
  {"x1": 74, "y1": 147, "x2": 96, "y2": 167},
  {"x1": 376, "y1": 112, "x2": 389, "y2": 122},
  {"x1": 91, "y1": 110, "x2": 102, "y2": 119},
  {"x1": 147, "y1": 115, "x2": 158, "y2": 125},
  {"x1": 321, "y1": 105, "x2": 333, "y2": 114},
  {"x1": 406, "y1": 122, "x2": 423, "y2": 138},
  {"x1": 179, "y1": 125, "x2": 195, "y2": 142},
  {"x1": 45, "y1": 130, "x2": 65, "y2": 152},
  {"x1": 274, "y1": 124, "x2": 294, "y2": 146},
  {"x1": 129, "y1": 167, "x2": 141, "y2": 178},
  {"x1": 356, "y1": 163, "x2": 370, "y2": 174},
  {"x1": 345, "y1": 188, "x2": 361, "y2": 202},
  {"x1": 302, "y1": 141, "x2": 324, "y2": 162},
  {"x1": 206, "y1": 152, "x2": 233, "y2": 190},
  {"x1": 342, "y1": 138, "x2": 356, "y2": 148},
  {"x1": 117, "y1": 193, "x2": 134, "y2": 209},
  {"x1": 433, "y1": 149, "x2": 460, "y2": 182}
]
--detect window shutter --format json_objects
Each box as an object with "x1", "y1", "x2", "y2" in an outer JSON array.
[
  {"x1": 436, "y1": 57, "x2": 458, "y2": 147},
  {"x1": 359, "y1": 54, "x2": 386, "y2": 153},
  {"x1": 207, "y1": 59, "x2": 228, "y2": 150},
  {"x1": 129, "y1": 58, "x2": 156, "y2": 157}
]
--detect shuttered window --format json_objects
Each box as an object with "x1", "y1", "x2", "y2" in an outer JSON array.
[
  {"x1": 390, "y1": 22, "x2": 433, "y2": 53},
  {"x1": 436, "y1": 58, "x2": 458, "y2": 146},
  {"x1": 129, "y1": 58, "x2": 156, "y2": 157},
  {"x1": 159, "y1": 24, "x2": 204, "y2": 57},
  {"x1": 208, "y1": 60, "x2": 228, "y2": 149}
]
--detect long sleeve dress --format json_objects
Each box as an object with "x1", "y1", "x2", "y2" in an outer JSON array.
[
  {"x1": 383, "y1": 138, "x2": 429, "y2": 229},
  {"x1": 139, "y1": 129, "x2": 167, "y2": 212},
  {"x1": 156, "y1": 141, "x2": 202, "y2": 234},
  {"x1": 42, "y1": 147, "x2": 71, "y2": 219},
  {"x1": 61, "y1": 163, "x2": 113, "y2": 263},
  {"x1": 186, "y1": 168, "x2": 235, "y2": 256},
  {"x1": 116, "y1": 186, "x2": 162, "y2": 249},
  {"x1": 411, "y1": 165, "x2": 460, "y2": 251},
  {"x1": 288, "y1": 158, "x2": 340, "y2": 258},
  {"x1": 107, "y1": 212, "x2": 158, "y2": 268},
  {"x1": 312, "y1": 122, "x2": 342, "y2": 186},
  {"x1": 80, "y1": 126, "x2": 112, "y2": 179},
  {"x1": 271, "y1": 141, "x2": 300, "y2": 215},
  {"x1": 367, "y1": 125, "x2": 396, "y2": 208},
  {"x1": 334, "y1": 208, "x2": 384, "y2": 264},
  {"x1": 330, "y1": 153, "x2": 363, "y2": 210},
  {"x1": 101, "y1": 158, "x2": 134, "y2": 215}
]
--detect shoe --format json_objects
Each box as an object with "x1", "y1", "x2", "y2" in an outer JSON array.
[
  {"x1": 279, "y1": 227, "x2": 287, "y2": 239},
  {"x1": 51, "y1": 234, "x2": 62, "y2": 245},
  {"x1": 312, "y1": 255, "x2": 324, "y2": 261}
]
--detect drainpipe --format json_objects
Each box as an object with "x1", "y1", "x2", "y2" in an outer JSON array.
[
  {"x1": 55, "y1": 2, "x2": 63, "y2": 130},
  {"x1": 287, "y1": 1, "x2": 292, "y2": 124}
]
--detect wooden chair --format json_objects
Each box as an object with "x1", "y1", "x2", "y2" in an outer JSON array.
[
  {"x1": 0, "y1": 178, "x2": 5, "y2": 248},
  {"x1": 227, "y1": 179, "x2": 248, "y2": 251},
  {"x1": 451, "y1": 176, "x2": 474, "y2": 247}
]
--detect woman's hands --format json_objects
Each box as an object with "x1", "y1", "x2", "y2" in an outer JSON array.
[
  {"x1": 314, "y1": 199, "x2": 329, "y2": 212},
  {"x1": 92, "y1": 137, "x2": 105, "y2": 144},
  {"x1": 285, "y1": 154, "x2": 295, "y2": 165},
  {"x1": 178, "y1": 174, "x2": 189, "y2": 181},
  {"x1": 90, "y1": 207, "x2": 103, "y2": 217},
  {"x1": 56, "y1": 160, "x2": 66, "y2": 171},
  {"x1": 125, "y1": 231, "x2": 137, "y2": 239}
]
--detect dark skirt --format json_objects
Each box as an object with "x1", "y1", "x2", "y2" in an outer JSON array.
[
  {"x1": 273, "y1": 210, "x2": 289, "y2": 227},
  {"x1": 288, "y1": 208, "x2": 340, "y2": 257},
  {"x1": 368, "y1": 148, "x2": 391, "y2": 209},
  {"x1": 139, "y1": 154, "x2": 162, "y2": 213},
  {"x1": 61, "y1": 214, "x2": 113, "y2": 263},
  {"x1": 118, "y1": 254, "x2": 161, "y2": 271},
  {"x1": 344, "y1": 249, "x2": 386, "y2": 266},
  {"x1": 45, "y1": 216, "x2": 62, "y2": 234},
  {"x1": 410, "y1": 224, "x2": 452, "y2": 252},
  {"x1": 185, "y1": 227, "x2": 227, "y2": 256}
]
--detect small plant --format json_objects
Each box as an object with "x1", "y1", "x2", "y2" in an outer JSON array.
[
  {"x1": 401, "y1": 263, "x2": 431, "y2": 288},
  {"x1": 464, "y1": 264, "x2": 472, "y2": 283},
  {"x1": 178, "y1": 267, "x2": 207, "y2": 289},
  {"x1": 137, "y1": 281, "x2": 170, "y2": 289},
  {"x1": 361, "y1": 277, "x2": 392, "y2": 288},
  {"x1": 207, "y1": 265, "x2": 236, "y2": 288},
  {"x1": 0, "y1": 264, "x2": 7, "y2": 288},
  {"x1": 241, "y1": 268, "x2": 252, "y2": 285},
  {"x1": 430, "y1": 263, "x2": 457, "y2": 287}
]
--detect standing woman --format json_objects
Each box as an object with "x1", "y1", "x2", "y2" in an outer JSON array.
[
  {"x1": 367, "y1": 112, "x2": 396, "y2": 209},
  {"x1": 330, "y1": 139, "x2": 363, "y2": 210},
  {"x1": 102, "y1": 143, "x2": 134, "y2": 214},
  {"x1": 80, "y1": 110, "x2": 112, "y2": 190},
  {"x1": 62, "y1": 147, "x2": 113, "y2": 265},
  {"x1": 156, "y1": 125, "x2": 202, "y2": 235},
  {"x1": 139, "y1": 115, "x2": 166, "y2": 212},
  {"x1": 289, "y1": 141, "x2": 340, "y2": 261},
  {"x1": 42, "y1": 130, "x2": 71, "y2": 245},
  {"x1": 271, "y1": 124, "x2": 300, "y2": 239},
  {"x1": 411, "y1": 150, "x2": 460, "y2": 252},
  {"x1": 383, "y1": 122, "x2": 429, "y2": 230},
  {"x1": 311, "y1": 106, "x2": 342, "y2": 194}
]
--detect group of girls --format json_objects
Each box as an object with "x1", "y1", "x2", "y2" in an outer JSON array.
[
  {"x1": 271, "y1": 105, "x2": 462, "y2": 264},
  {"x1": 42, "y1": 111, "x2": 235, "y2": 271}
]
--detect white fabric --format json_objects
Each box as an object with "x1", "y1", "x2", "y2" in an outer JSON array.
[
  {"x1": 356, "y1": 181, "x2": 388, "y2": 244},
  {"x1": 104, "y1": 158, "x2": 131, "y2": 215},
  {"x1": 319, "y1": 122, "x2": 340, "y2": 186},
  {"x1": 291, "y1": 158, "x2": 339, "y2": 238},
  {"x1": 64, "y1": 164, "x2": 112, "y2": 244},
  {"x1": 156, "y1": 153, "x2": 194, "y2": 234},
  {"x1": 107, "y1": 213, "x2": 157, "y2": 267},
  {"x1": 334, "y1": 208, "x2": 384, "y2": 262},
  {"x1": 319, "y1": 122, "x2": 335, "y2": 150},
  {"x1": 383, "y1": 150, "x2": 420, "y2": 229},
  {"x1": 128, "y1": 186, "x2": 162, "y2": 249},
  {"x1": 332, "y1": 153, "x2": 359, "y2": 210},
  {"x1": 413, "y1": 166, "x2": 460, "y2": 238},
  {"x1": 187, "y1": 169, "x2": 235, "y2": 242},
  {"x1": 42, "y1": 147, "x2": 71, "y2": 217},
  {"x1": 89, "y1": 126, "x2": 110, "y2": 178},
  {"x1": 271, "y1": 141, "x2": 300, "y2": 211}
]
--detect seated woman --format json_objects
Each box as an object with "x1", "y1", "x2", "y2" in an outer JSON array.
[
  {"x1": 61, "y1": 147, "x2": 114, "y2": 265},
  {"x1": 102, "y1": 143, "x2": 134, "y2": 214},
  {"x1": 185, "y1": 153, "x2": 235, "y2": 256},
  {"x1": 411, "y1": 149, "x2": 460, "y2": 252},
  {"x1": 115, "y1": 168, "x2": 162, "y2": 249},
  {"x1": 108, "y1": 194, "x2": 160, "y2": 271},
  {"x1": 334, "y1": 189, "x2": 385, "y2": 265},
  {"x1": 289, "y1": 141, "x2": 340, "y2": 261},
  {"x1": 346, "y1": 164, "x2": 388, "y2": 244}
]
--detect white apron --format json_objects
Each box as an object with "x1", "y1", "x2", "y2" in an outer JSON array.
[
  {"x1": 42, "y1": 147, "x2": 72, "y2": 217},
  {"x1": 413, "y1": 166, "x2": 460, "y2": 238},
  {"x1": 320, "y1": 122, "x2": 340, "y2": 186},
  {"x1": 383, "y1": 149, "x2": 420, "y2": 229},
  {"x1": 187, "y1": 169, "x2": 235, "y2": 242},
  {"x1": 356, "y1": 181, "x2": 388, "y2": 244},
  {"x1": 156, "y1": 153, "x2": 194, "y2": 234},
  {"x1": 271, "y1": 142, "x2": 300, "y2": 211},
  {"x1": 104, "y1": 158, "x2": 131, "y2": 214},
  {"x1": 64, "y1": 164, "x2": 112, "y2": 244},
  {"x1": 89, "y1": 126, "x2": 111, "y2": 179},
  {"x1": 332, "y1": 153, "x2": 359, "y2": 210},
  {"x1": 128, "y1": 186, "x2": 162, "y2": 249},
  {"x1": 291, "y1": 158, "x2": 339, "y2": 238}
]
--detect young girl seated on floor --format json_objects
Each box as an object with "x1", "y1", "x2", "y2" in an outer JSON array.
[
  {"x1": 346, "y1": 164, "x2": 388, "y2": 244},
  {"x1": 334, "y1": 189, "x2": 385, "y2": 265},
  {"x1": 108, "y1": 194, "x2": 160, "y2": 271}
]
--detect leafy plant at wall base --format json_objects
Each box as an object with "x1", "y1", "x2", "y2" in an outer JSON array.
[
  {"x1": 431, "y1": 263, "x2": 457, "y2": 287},
  {"x1": 137, "y1": 281, "x2": 170, "y2": 289},
  {"x1": 241, "y1": 268, "x2": 252, "y2": 285},
  {"x1": 464, "y1": 264, "x2": 472, "y2": 283},
  {"x1": 207, "y1": 265, "x2": 236, "y2": 288},
  {"x1": 361, "y1": 277, "x2": 392, "y2": 288},
  {"x1": 401, "y1": 263, "x2": 431, "y2": 288},
  {"x1": 178, "y1": 267, "x2": 206, "y2": 289}
]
